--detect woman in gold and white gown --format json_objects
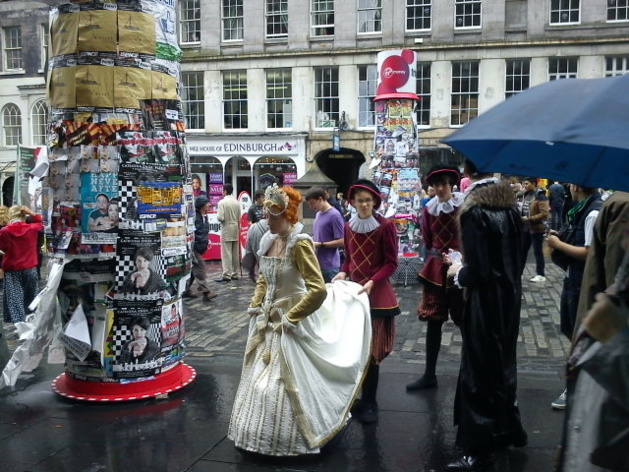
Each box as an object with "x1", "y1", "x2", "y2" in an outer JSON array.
[{"x1": 228, "y1": 185, "x2": 372, "y2": 456}]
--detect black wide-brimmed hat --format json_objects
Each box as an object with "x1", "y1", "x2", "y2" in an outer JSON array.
[
  {"x1": 348, "y1": 179, "x2": 382, "y2": 209},
  {"x1": 425, "y1": 165, "x2": 461, "y2": 187}
]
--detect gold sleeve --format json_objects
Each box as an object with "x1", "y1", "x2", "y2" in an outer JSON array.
[
  {"x1": 249, "y1": 272, "x2": 267, "y2": 308},
  {"x1": 286, "y1": 239, "x2": 327, "y2": 323}
]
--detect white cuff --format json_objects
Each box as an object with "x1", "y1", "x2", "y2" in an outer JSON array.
[{"x1": 453, "y1": 266, "x2": 463, "y2": 289}]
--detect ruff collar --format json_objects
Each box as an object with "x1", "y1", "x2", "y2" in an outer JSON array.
[
  {"x1": 426, "y1": 192, "x2": 464, "y2": 216},
  {"x1": 349, "y1": 214, "x2": 380, "y2": 234},
  {"x1": 465, "y1": 177, "x2": 499, "y2": 199}
]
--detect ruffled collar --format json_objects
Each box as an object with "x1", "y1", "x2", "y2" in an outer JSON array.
[
  {"x1": 465, "y1": 177, "x2": 499, "y2": 199},
  {"x1": 257, "y1": 222, "x2": 305, "y2": 259},
  {"x1": 426, "y1": 192, "x2": 464, "y2": 216},
  {"x1": 348, "y1": 214, "x2": 380, "y2": 234}
]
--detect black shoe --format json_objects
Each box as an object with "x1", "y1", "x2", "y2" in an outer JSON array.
[
  {"x1": 496, "y1": 429, "x2": 528, "y2": 449},
  {"x1": 231, "y1": 275, "x2": 239, "y2": 280},
  {"x1": 356, "y1": 402, "x2": 378, "y2": 424},
  {"x1": 406, "y1": 375, "x2": 438, "y2": 392},
  {"x1": 350, "y1": 398, "x2": 365, "y2": 416},
  {"x1": 203, "y1": 292, "x2": 218, "y2": 301},
  {"x1": 183, "y1": 290, "x2": 199, "y2": 298},
  {"x1": 445, "y1": 454, "x2": 495, "y2": 471},
  {"x1": 214, "y1": 277, "x2": 231, "y2": 283}
]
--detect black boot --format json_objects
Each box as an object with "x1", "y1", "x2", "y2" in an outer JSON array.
[
  {"x1": 445, "y1": 453, "x2": 495, "y2": 471},
  {"x1": 356, "y1": 363, "x2": 379, "y2": 424},
  {"x1": 407, "y1": 320, "x2": 443, "y2": 392}
]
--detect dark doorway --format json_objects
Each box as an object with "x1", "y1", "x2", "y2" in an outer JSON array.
[
  {"x1": 315, "y1": 148, "x2": 365, "y2": 196},
  {"x1": 2, "y1": 177, "x2": 14, "y2": 207}
]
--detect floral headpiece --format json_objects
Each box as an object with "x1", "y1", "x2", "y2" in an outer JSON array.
[{"x1": 263, "y1": 184, "x2": 290, "y2": 217}]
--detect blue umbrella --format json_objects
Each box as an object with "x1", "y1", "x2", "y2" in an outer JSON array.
[{"x1": 443, "y1": 74, "x2": 629, "y2": 191}]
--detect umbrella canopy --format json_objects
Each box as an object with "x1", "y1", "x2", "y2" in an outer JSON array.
[{"x1": 443, "y1": 74, "x2": 629, "y2": 191}]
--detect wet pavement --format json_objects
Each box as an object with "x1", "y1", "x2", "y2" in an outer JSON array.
[{"x1": 1, "y1": 258, "x2": 569, "y2": 471}]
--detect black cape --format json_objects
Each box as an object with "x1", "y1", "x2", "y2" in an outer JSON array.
[{"x1": 454, "y1": 180, "x2": 527, "y2": 454}]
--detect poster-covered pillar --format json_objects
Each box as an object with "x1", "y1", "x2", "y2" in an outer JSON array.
[
  {"x1": 371, "y1": 50, "x2": 422, "y2": 258},
  {"x1": 42, "y1": 0, "x2": 195, "y2": 400}
]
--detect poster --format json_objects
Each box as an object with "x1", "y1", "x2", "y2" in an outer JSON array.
[
  {"x1": 78, "y1": 9, "x2": 117, "y2": 52},
  {"x1": 118, "y1": 10, "x2": 156, "y2": 54},
  {"x1": 80, "y1": 172, "x2": 118, "y2": 244},
  {"x1": 76, "y1": 64, "x2": 115, "y2": 108},
  {"x1": 109, "y1": 300, "x2": 163, "y2": 379},
  {"x1": 114, "y1": 63, "x2": 152, "y2": 109},
  {"x1": 115, "y1": 231, "x2": 172, "y2": 298},
  {"x1": 50, "y1": 7, "x2": 79, "y2": 57}
]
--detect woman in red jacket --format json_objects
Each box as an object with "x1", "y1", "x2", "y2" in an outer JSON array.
[{"x1": 0, "y1": 206, "x2": 43, "y2": 323}]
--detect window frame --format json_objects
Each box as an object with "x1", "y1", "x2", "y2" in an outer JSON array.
[
  {"x1": 31, "y1": 99, "x2": 48, "y2": 146},
  {"x1": 266, "y1": 68, "x2": 293, "y2": 129},
  {"x1": 179, "y1": 0, "x2": 201, "y2": 44},
  {"x1": 357, "y1": 0, "x2": 382, "y2": 35},
  {"x1": 548, "y1": 57, "x2": 578, "y2": 80},
  {"x1": 314, "y1": 66, "x2": 339, "y2": 128},
  {"x1": 222, "y1": 0, "x2": 244, "y2": 42},
  {"x1": 358, "y1": 64, "x2": 377, "y2": 128},
  {"x1": 450, "y1": 61, "x2": 479, "y2": 127},
  {"x1": 39, "y1": 23, "x2": 49, "y2": 72},
  {"x1": 607, "y1": 0, "x2": 629, "y2": 22},
  {"x1": 311, "y1": 0, "x2": 335, "y2": 37},
  {"x1": 266, "y1": 0, "x2": 288, "y2": 39},
  {"x1": 2, "y1": 103, "x2": 22, "y2": 147},
  {"x1": 505, "y1": 58, "x2": 531, "y2": 98},
  {"x1": 181, "y1": 71, "x2": 205, "y2": 131},
  {"x1": 454, "y1": 0, "x2": 482, "y2": 30},
  {"x1": 406, "y1": 0, "x2": 432, "y2": 32},
  {"x1": 605, "y1": 56, "x2": 629, "y2": 76},
  {"x1": 3, "y1": 26, "x2": 24, "y2": 71},
  {"x1": 416, "y1": 62, "x2": 431, "y2": 127},
  {"x1": 549, "y1": 0, "x2": 580, "y2": 25},
  {"x1": 222, "y1": 70, "x2": 248, "y2": 130}
]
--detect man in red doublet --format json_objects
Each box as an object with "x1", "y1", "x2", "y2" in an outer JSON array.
[{"x1": 407, "y1": 166, "x2": 465, "y2": 392}]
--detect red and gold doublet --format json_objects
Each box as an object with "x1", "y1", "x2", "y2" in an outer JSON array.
[
  {"x1": 419, "y1": 201, "x2": 462, "y2": 288},
  {"x1": 342, "y1": 214, "x2": 399, "y2": 317}
]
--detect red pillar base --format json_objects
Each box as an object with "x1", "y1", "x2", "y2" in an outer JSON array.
[{"x1": 52, "y1": 362, "x2": 196, "y2": 402}]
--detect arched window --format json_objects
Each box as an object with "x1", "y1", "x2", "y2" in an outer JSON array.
[
  {"x1": 2, "y1": 103, "x2": 22, "y2": 146},
  {"x1": 31, "y1": 99, "x2": 48, "y2": 146}
]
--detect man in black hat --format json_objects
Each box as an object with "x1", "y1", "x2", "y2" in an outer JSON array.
[
  {"x1": 407, "y1": 165, "x2": 465, "y2": 392},
  {"x1": 185, "y1": 196, "x2": 218, "y2": 301}
]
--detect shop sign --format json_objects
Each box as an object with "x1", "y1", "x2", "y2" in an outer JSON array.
[{"x1": 188, "y1": 138, "x2": 301, "y2": 156}]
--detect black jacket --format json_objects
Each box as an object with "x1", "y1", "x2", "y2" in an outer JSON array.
[{"x1": 193, "y1": 210, "x2": 210, "y2": 254}]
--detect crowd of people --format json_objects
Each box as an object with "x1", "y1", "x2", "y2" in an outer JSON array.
[
  {"x1": 220, "y1": 164, "x2": 628, "y2": 472},
  {"x1": 1, "y1": 162, "x2": 625, "y2": 471}
]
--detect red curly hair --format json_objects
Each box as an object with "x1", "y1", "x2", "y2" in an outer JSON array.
[{"x1": 269, "y1": 186, "x2": 302, "y2": 224}]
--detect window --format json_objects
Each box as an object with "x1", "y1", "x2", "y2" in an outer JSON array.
[
  {"x1": 223, "y1": 71, "x2": 248, "y2": 129},
  {"x1": 505, "y1": 59, "x2": 530, "y2": 98},
  {"x1": 548, "y1": 57, "x2": 578, "y2": 80},
  {"x1": 358, "y1": 65, "x2": 377, "y2": 127},
  {"x1": 608, "y1": 0, "x2": 629, "y2": 21},
  {"x1": 181, "y1": 72, "x2": 205, "y2": 130},
  {"x1": 311, "y1": 0, "x2": 334, "y2": 36},
  {"x1": 223, "y1": 0, "x2": 244, "y2": 41},
  {"x1": 266, "y1": 69, "x2": 292, "y2": 129},
  {"x1": 314, "y1": 67, "x2": 339, "y2": 127},
  {"x1": 605, "y1": 56, "x2": 629, "y2": 76},
  {"x1": 3, "y1": 26, "x2": 23, "y2": 71},
  {"x1": 180, "y1": 0, "x2": 201, "y2": 43},
  {"x1": 455, "y1": 0, "x2": 482, "y2": 28},
  {"x1": 406, "y1": 0, "x2": 432, "y2": 31},
  {"x1": 266, "y1": 0, "x2": 288, "y2": 38},
  {"x1": 358, "y1": 0, "x2": 382, "y2": 34},
  {"x1": 451, "y1": 62, "x2": 479, "y2": 126},
  {"x1": 416, "y1": 63, "x2": 431, "y2": 126},
  {"x1": 550, "y1": 0, "x2": 580, "y2": 25},
  {"x1": 2, "y1": 104, "x2": 22, "y2": 146},
  {"x1": 31, "y1": 100, "x2": 48, "y2": 146},
  {"x1": 40, "y1": 24, "x2": 49, "y2": 71}
]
